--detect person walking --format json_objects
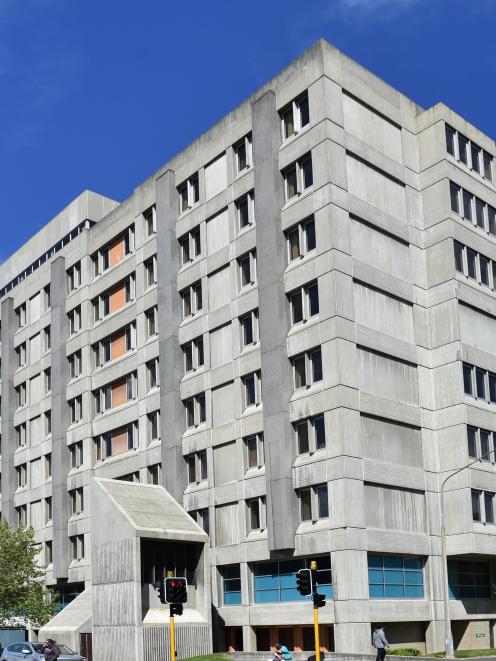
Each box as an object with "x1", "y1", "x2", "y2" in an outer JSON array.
[
  {"x1": 42, "y1": 639, "x2": 61, "y2": 661},
  {"x1": 372, "y1": 625, "x2": 389, "y2": 661}
]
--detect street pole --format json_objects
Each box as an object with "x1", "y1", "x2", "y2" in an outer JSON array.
[
  {"x1": 310, "y1": 560, "x2": 320, "y2": 661},
  {"x1": 439, "y1": 448, "x2": 495, "y2": 658},
  {"x1": 169, "y1": 604, "x2": 176, "y2": 661}
]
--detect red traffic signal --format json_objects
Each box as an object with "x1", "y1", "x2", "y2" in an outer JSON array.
[{"x1": 165, "y1": 577, "x2": 188, "y2": 604}]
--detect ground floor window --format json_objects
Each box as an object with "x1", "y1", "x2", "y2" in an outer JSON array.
[
  {"x1": 222, "y1": 565, "x2": 242, "y2": 605},
  {"x1": 253, "y1": 556, "x2": 332, "y2": 603},
  {"x1": 448, "y1": 560, "x2": 491, "y2": 599},
  {"x1": 368, "y1": 554, "x2": 424, "y2": 599}
]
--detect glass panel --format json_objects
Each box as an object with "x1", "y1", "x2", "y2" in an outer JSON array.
[
  {"x1": 291, "y1": 291, "x2": 303, "y2": 324},
  {"x1": 296, "y1": 421, "x2": 309, "y2": 454},
  {"x1": 299, "y1": 96, "x2": 310, "y2": 127},
  {"x1": 485, "y1": 493, "x2": 494, "y2": 524},
  {"x1": 383, "y1": 556, "x2": 402, "y2": 569},
  {"x1": 404, "y1": 571, "x2": 424, "y2": 585},
  {"x1": 384, "y1": 571, "x2": 405, "y2": 584},
  {"x1": 385, "y1": 584, "x2": 405, "y2": 598},
  {"x1": 224, "y1": 591, "x2": 241, "y2": 605},
  {"x1": 305, "y1": 220, "x2": 316, "y2": 252},
  {"x1": 463, "y1": 190, "x2": 473, "y2": 221},
  {"x1": 301, "y1": 157, "x2": 313, "y2": 189},
  {"x1": 472, "y1": 490, "x2": 481, "y2": 521},
  {"x1": 314, "y1": 416, "x2": 326, "y2": 449},
  {"x1": 294, "y1": 356, "x2": 306, "y2": 388},
  {"x1": 368, "y1": 555, "x2": 383, "y2": 569},
  {"x1": 405, "y1": 585, "x2": 424, "y2": 598},
  {"x1": 466, "y1": 249, "x2": 476, "y2": 278},
  {"x1": 454, "y1": 242, "x2": 464, "y2": 272},
  {"x1": 282, "y1": 107, "x2": 294, "y2": 139},
  {"x1": 255, "y1": 589, "x2": 279, "y2": 603},
  {"x1": 317, "y1": 485, "x2": 328, "y2": 519},
  {"x1": 484, "y1": 153, "x2": 493, "y2": 181},
  {"x1": 489, "y1": 207, "x2": 496, "y2": 236},
  {"x1": 254, "y1": 575, "x2": 279, "y2": 589},
  {"x1": 237, "y1": 141, "x2": 247, "y2": 172},
  {"x1": 280, "y1": 587, "x2": 305, "y2": 602},
  {"x1": 467, "y1": 426, "x2": 477, "y2": 458},
  {"x1": 369, "y1": 584, "x2": 384, "y2": 598},
  {"x1": 308, "y1": 284, "x2": 319, "y2": 316},
  {"x1": 288, "y1": 229, "x2": 300, "y2": 260},
  {"x1": 245, "y1": 375, "x2": 256, "y2": 406},
  {"x1": 450, "y1": 183, "x2": 460, "y2": 214},
  {"x1": 463, "y1": 364, "x2": 473, "y2": 395},
  {"x1": 311, "y1": 350, "x2": 322, "y2": 383},
  {"x1": 475, "y1": 198, "x2": 485, "y2": 228},
  {"x1": 247, "y1": 436, "x2": 258, "y2": 468},
  {"x1": 286, "y1": 167, "x2": 297, "y2": 199},
  {"x1": 480, "y1": 430, "x2": 490, "y2": 458},
  {"x1": 459, "y1": 135, "x2": 468, "y2": 164},
  {"x1": 489, "y1": 373, "x2": 496, "y2": 402},
  {"x1": 238, "y1": 197, "x2": 249, "y2": 228},
  {"x1": 300, "y1": 489, "x2": 312, "y2": 521},
  {"x1": 476, "y1": 368, "x2": 486, "y2": 399},
  {"x1": 471, "y1": 144, "x2": 481, "y2": 174},
  {"x1": 446, "y1": 125, "x2": 456, "y2": 156},
  {"x1": 243, "y1": 315, "x2": 254, "y2": 345},
  {"x1": 480, "y1": 257, "x2": 489, "y2": 286},
  {"x1": 368, "y1": 569, "x2": 384, "y2": 583}
]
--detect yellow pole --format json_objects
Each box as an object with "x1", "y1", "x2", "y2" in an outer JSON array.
[
  {"x1": 170, "y1": 606, "x2": 176, "y2": 661},
  {"x1": 313, "y1": 604, "x2": 320, "y2": 661}
]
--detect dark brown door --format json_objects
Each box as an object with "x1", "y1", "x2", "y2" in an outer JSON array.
[{"x1": 80, "y1": 633, "x2": 92, "y2": 661}]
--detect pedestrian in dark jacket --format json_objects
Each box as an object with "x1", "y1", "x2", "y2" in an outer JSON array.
[
  {"x1": 372, "y1": 625, "x2": 389, "y2": 661},
  {"x1": 43, "y1": 639, "x2": 61, "y2": 661}
]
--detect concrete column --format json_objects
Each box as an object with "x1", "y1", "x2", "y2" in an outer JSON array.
[
  {"x1": 1, "y1": 297, "x2": 17, "y2": 525},
  {"x1": 252, "y1": 90, "x2": 298, "y2": 551},
  {"x1": 156, "y1": 169, "x2": 186, "y2": 502},
  {"x1": 242, "y1": 625, "x2": 257, "y2": 652},
  {"x1": 50, "y1": 256, "x2": 71, "y2": 579}
]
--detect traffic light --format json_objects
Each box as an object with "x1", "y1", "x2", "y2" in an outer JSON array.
[
  {"x1": 154, "y1": 581, "x2": 166, "y2": 604},
  {"x1": 313, "y1": 592, "x2": 326, "y2": 608},
  {"x1": 296, "y1": 568, "x2": 312, "y2": 596},
  {"x1": 165, "y1": 577, "x2": 188, "y2": 604}
]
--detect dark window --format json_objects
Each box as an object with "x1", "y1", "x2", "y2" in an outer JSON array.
[
  {"x1": 463, "y1": 363, "x2": 473, "y2": 395},
  {"x1": 467, "y1": 249, "x2": 477, "y2": 279},
  {"x1": 472, "y1": 490, "x2": 481, "y2": 521},
  {"x1": 480, "y1": 256, "x2": 490, "y2": 286},
  {"x1": 308, "y1": 283, "x2": 319, "y2": 317},
  {"x1": 471, "y1": 144, "x2": 481, "y2": 174},
  {"x1": 483, "y1": 152, "x2": 493, "y2": 181},
  {"x1": 490, "y1": 373, "x2": 496, "y2": 403},
  {"x1": 454, "y1": 242, "x2": 464, "y2": 273},
  {"x1": 314, "y1": 415, "x2": 326, "y2": 449},
  {"x1": 459, "y1": 135, "x2": 468, "y2": 164},
  {"x1": 311, "y1": 349, "x2": 323, "y2": 382},
  {"x1": 305, "y1": 219, "x2": 316, "y2": 251},
  {"x1": 480, "y1": 429, "x2": 490, "y2": 459},
  {"x1": 446, "y1": 125, "x2": 456, "y2": 156},
  {"x1": 485, "y1": 493, "x2": 494, "y2": 524},
  {"x1": 450, "y1": 183, "x2": 460, "y2": 214},
  {"x1": 317, "y1": 485, "x2": 329, "y2": 519},
  {"x1": 296, "y1": 421, "x2": 309, "y2": 454},
  {"x1": 467, "y1": 426, "x2": 477, "y2": 459},
  {"x1": 476, "y1": 368, "x2": 486, "y2": 399},
  {"x1": 463, "y1": 190, "x2": 472, "y2": 221},
  {"x1": 475, "y1": 198, "x2": 485, "y2": 228}
]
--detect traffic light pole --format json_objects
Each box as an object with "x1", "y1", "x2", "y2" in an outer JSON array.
[
  {"x1": 313, "y1": 601, "x2": 320, "y2": 661},
  {"x1": 169, "y1": 604, "x2": 176, "y2": 661}
]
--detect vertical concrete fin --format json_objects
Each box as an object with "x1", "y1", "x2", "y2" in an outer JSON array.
[
  {"x1": 51, "y1": 255, "x2": 70, "y2": 579},
  {"x1": 156, "y1": 169, "x2": 186, "y2": 503},
  {"x1": 1, "y1": 296, "x2": 17, "y2": 525},
  {"x1": 252, "y1": 90, "x2": 299, "y2": 550}
]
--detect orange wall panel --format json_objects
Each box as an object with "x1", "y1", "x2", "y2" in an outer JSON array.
[
  {"x1": 110, "y1": 285, "x2": 125, "y2": 313},
  {"x1": 109, "y1": 237, "x2": 125, "y2": 267},
  {"x1": 112, "y1": 380, "x2": 127, "y2": 407},
  {"x1": 111, "y1": 332, "x2": 126, "y2": 359},
  {"x1": 111, "y1": 429, "x2": 128, "y2": 456}
]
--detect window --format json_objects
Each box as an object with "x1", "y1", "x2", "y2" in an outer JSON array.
[
  {"x1": 43, "y1": 285, "x2": 51, "y2": 311},
  {"x1": 450, "y1": 181, "x2": 496, "y2": 236},
  {"x1": 69, "y1": 396, "x2": 83, "y2": 424},
  {"x1": 16, "y1": 423, "x2": 27, "y2": 448},
  {"x1": 44, "y1": 368, "x2": 51, "y2": 394},
  {"x1": 16, "y1": 504, "x2": 27, "y2": 526},
  {"x1": 445, "y1": 125, "x2": 493, "y2": 182},
  {"x1": 244, "y1": 433, "x2": 264, "y2": 470},
  {"x1": 67, "y1": 262, "x2": 81, "y2": 292},
  {"x1": 283, "y1": 154, "x2": 313, "y2": 201},
  {"x1": 240, "y1": 310, "x2": 259, "y2": 348},
  {"x1": 45, "y1": 453, "x2": 52, "y2": 479},
  {"x1": 93, "y1": 227, "x2": 134, "y2": 276},
  {"x1": 467, "y1": 426, "x2": 495, "y2": 461},
  {"x1": 144, "y1": 205, "x2": 156, "y2": 237},
  {"x1": 45, "y1": 497, "x2": 52, "y2": 523},
  {"x1": 234, "y1": 134, "x2": 253, "y2": 174},
  {"x1": 148, "y1": 463, "x2": 161, "y2": 485},
  {"x1": 453, "y1": 242, "x2": 496, "y2": 289},
  {"x1": 181, "y1": 281, "x2": 202, "y2": 318},
  {"x1": 280, "y1": 93, "x2": 310, "y2": 140},
  {"x1": 70, "y1": 534, "x2": 85, "y2": 561},
  {"x1": 182, "y1": 337, "x2": 204, "y2": 373},
  {"x1": 295, "y1": 415, "x2": 326, "y2": 454},
  {"x1": 69, "y1": 350, "x2": 82, "y2": 378},
  {"x1": 454, "y1": 241, "x2": 464, "y2": 273},
  {"x1": 45, "y1": 541, "x2": 53, "y2": 566},
  {"x1": 292, "y1": 348, "x2": 322, "y2": 389},
  {"x1": 43, "y1": 327, "x2": 51, "y2": 352},
  {"x1": 148, "y1": 411, "x2": 160, "y2": 444},
  {"x1": 178, "y1": 173, "x2": 200, "y2": 213},
  {"x1": 69, "y1": 487, "x2": 84, "y2": 515},
  {"x1": 70, "y1": 441, "x2": 84, "y2": 469},
  {"x1": 93, "y1": 275, "x2": 135, "y2": 322},
  {"x1": 16, "y1": 382, "x2": 26, "y2": 407},
  {"x1": 179, "y1": 227, "x2": 201, "y2": 264},
  {"x1": 16, "y1": 463, "x2": 27, "y2": 488},
  {"x1": 471, "y1": 489, "x2": 494, "y2": 524},
  {"x1": 448, "y1": 560, "x2": 491, "y2": 599},
  {"x1": 286, "y1": 218, "x2": 316, "y2": 262},
  {"x1": 298, "y1": 483, "x2": 328, "y2": 522},
  {"x1": 253, "y1": 557, "x2": 332, "y2": 604},
  {"x1": 94, "y1": 423, "x2": 138, "y2": 461},
  {"x1": 16, "y1": 342, "x2": 26, "y2": 368},
  {"x1": 222, "y1": 565, "x2": 241, "y2": 605},
  {"x1": 44, "y1": 411, "x2": 51, "y2": 436},
  {"x1": 68, "y1": 306, "x2": 81, "y2": 335},
  {"x1": 184, "y1": 393, "x2": 206, "y2": 428},
  {"x1": 186, "y1": 450, "x2": 208, "y2": 483},
  {"x1": 247, "y1": 497, "x2": 265, "y2": 532},
  {"x1": 16, "y1": 303, "x2": 26, "y2": 329},
  {"x1": 368, "y1": 554, "x2": 424, "y2": 599},
  {"x1": 146, "y1": 358, "x2": 160, "y2": 390},
  {"x1": 289, "y1": 282, "x2": 319, "y2": 325},
  {"x1": 144, "y1": 255, "x2": 157, "y2": 288},
  {"x1": 145, "y1": 306, "x2": 158, "y2": 339},
  {"x1": 463, "y1": 363, "x2": 496, "y2": 404},
  {"x1": 93, "y1": 323, "x2": 136, "y2": 367},
  {"x1": 117, "y1": 472, "x2": 140, "y2": 483},
  {"x1": 236, "y1": 191, "x2": 255, "y2": 231},
  {"x1": 243, "y1": 371, "x2": 262, "y2": 409},
  {"x1": 238, "y1": 251, "x2": 257, "y2": 289}
]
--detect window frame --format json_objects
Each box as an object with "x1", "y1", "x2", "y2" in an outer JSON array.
[
  {"x1": 234, "y1": 133, "x2": 253, "y2": 175},
  {"x1": 280, "y1": 93, "x2": 310, "y2": 141},
  {"x1": 178, "y1": 174, "x2": 200, "y2": 214},
  {"x1": 242, "y1": 371, "x2": 262, "y2": 409},
  {"x1": 244, "y1": 433, "x2": 264, "y2": 470}
]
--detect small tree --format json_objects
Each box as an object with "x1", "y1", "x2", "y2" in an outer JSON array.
[{"x1": 0, "y1": 521, "x2": 58, "y2": 628}]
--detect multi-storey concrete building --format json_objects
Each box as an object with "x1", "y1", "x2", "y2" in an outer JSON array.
[{"x1": 1, "y1": 38, "x2": 496, "y2": 661}]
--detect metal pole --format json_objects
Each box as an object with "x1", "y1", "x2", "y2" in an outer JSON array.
[
  {"x1": 439, "y1": 448, "x2": 495, "y2": 658},
  {"x1": 313, "y1": 604, "x2": 321, "y2": 661},
  {"x1": 170, "y1": 605, "x2": 176, "y2": 661}
]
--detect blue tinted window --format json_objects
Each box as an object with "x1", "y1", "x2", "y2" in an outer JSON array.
[
  {"x1": 223, "y1": 565, "x2": 242, "y2": 606},
  {"x1": 368, "y1": 555, "x2": 424, "y2": 600},
  {"x1": 253, "y1": 557, "x2": 333, "y2": 604}
]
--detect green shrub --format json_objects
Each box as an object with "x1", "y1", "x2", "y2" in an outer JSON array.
[{"x1": 388, "y1": 648, "x2": 421, "y2": 656}]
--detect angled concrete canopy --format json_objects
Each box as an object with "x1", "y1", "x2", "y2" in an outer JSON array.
[
  {"x1": 39, "y1": 588, "x2": 92, "y2": 650},
  {"x1": 93, "y1": 478, "x2": 208, "y2": 541}
]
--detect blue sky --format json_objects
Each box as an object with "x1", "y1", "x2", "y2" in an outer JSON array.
[{"x1": 1, "y1": 0, "x2": 495, "y2": 260}]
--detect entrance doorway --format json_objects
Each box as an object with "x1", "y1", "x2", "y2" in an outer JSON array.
[{"x1": 80, "y1": 633, "x2": 92, "y2": 661}]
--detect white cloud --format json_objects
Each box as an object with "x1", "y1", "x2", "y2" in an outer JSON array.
[{"x1": 325, "y1": 0, "x2": 425, "y2": 23}]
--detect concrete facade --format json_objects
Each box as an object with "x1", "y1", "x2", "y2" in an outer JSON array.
[{"x1": 1, "y1": 39, "x2": 496, "y2": 659}]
